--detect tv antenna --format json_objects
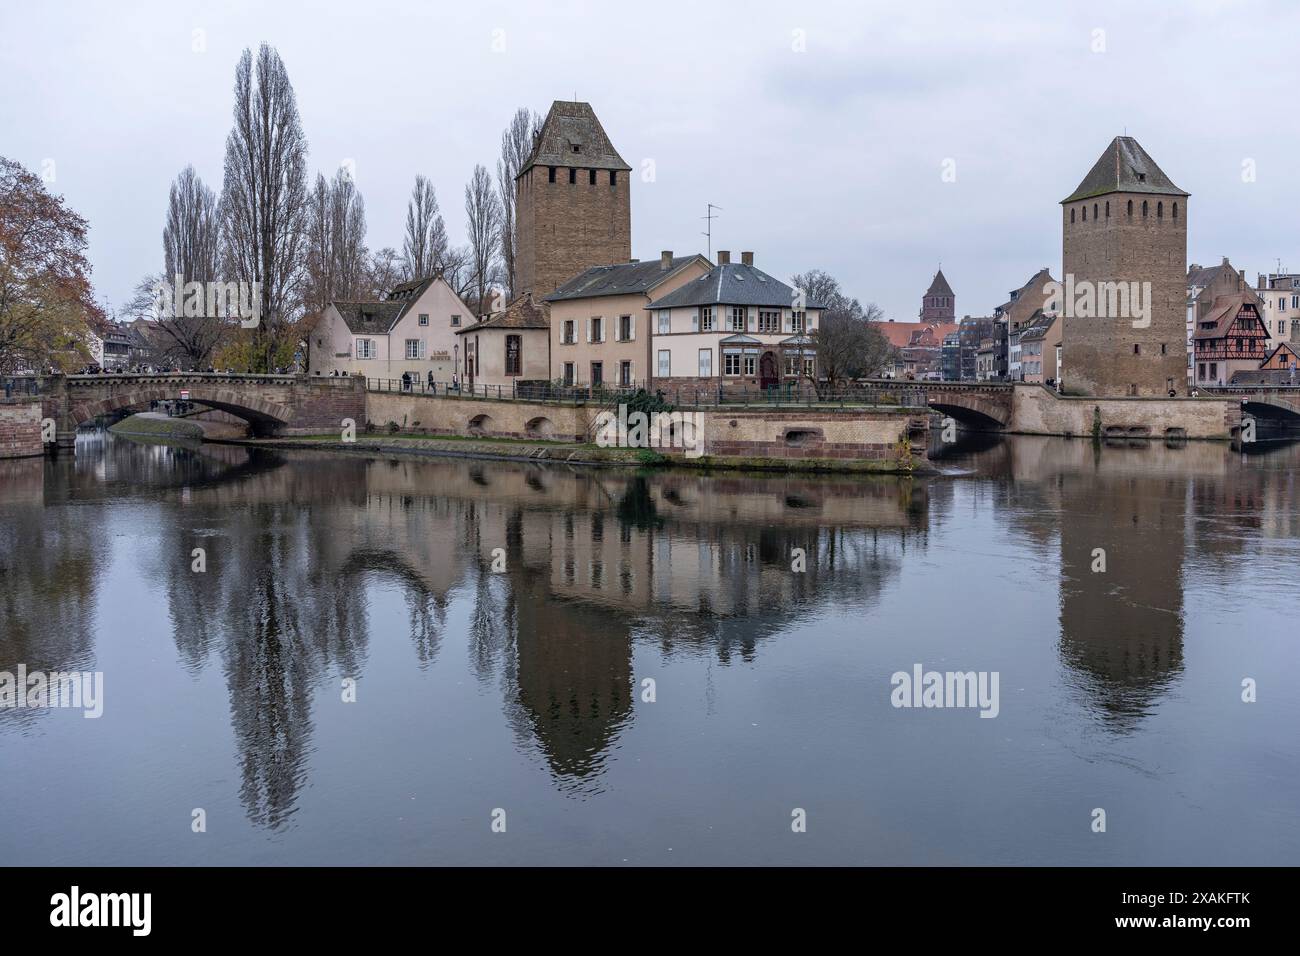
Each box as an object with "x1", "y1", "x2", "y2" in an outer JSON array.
[{"x1": 701, "y1": 204, "x2": 722, "y2": 259}]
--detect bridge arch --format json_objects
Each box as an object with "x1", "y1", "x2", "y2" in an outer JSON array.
[{"x1": 68, "y1": 385, "x2": 294, "y2": 435}]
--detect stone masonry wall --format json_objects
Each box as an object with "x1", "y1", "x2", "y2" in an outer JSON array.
[
  {"x1": 0, "y1": 399, "x2": 44, "y2": 459},
  {"x1": 1011, "y1": 384, "x2": 1237, "y2": 438}
]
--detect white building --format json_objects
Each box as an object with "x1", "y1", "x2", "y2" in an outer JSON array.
[
  {"x1": 306, "y1": 275, "x2": 471, "y2": 381},
  {"x1": 645, "y1": 251, "x2": 822, "y2": 388},
  {"x1": 1256, "y1": 271, "x2": 1300, "y2": 348}
]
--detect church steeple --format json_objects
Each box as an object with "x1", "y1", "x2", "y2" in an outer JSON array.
[{"x1": 920, "y1": 269, "x2": 955, "y2": 323}]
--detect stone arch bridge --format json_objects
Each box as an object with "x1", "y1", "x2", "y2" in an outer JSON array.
[{"x1": 41, "y1": 373, "x2": 366, "y2": 450}]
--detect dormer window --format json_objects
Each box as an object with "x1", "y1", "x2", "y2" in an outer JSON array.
[
  {"x1": 571, "y1": 144, "x2": 581, "y2": 154},
  {"x1": 1136, "y1": 172, "x2": 1146, "y2": 183}
]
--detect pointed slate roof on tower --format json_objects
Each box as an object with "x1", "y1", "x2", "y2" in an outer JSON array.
[
  {"x1": 518, "y1": 101, "x2": 632, "y2": 177},
  {"x1": 926, "y1": 269, "x2": 954, "y2": 297},
  {"x1": 1063, "y1": 136, "x2": 1189, "y2": 203}
]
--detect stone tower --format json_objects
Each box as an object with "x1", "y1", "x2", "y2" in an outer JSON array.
[
  {"x1": 920, "y1": 269, "x2": 955, "y2": 323},
  {"x1": 514, "y1": 101, "x2": 632, "y2": 298},
  {"x1": 1061, "y1": 136, "x2": 1189, "y2": 396}
]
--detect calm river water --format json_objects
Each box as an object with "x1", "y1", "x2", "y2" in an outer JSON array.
[{"x1": 1, "y1": 432, "x2": 1297, "y2": 865}]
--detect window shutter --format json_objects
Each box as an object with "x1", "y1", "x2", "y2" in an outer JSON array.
[
  {"x1": 748, "y1": 308, "x2": 756, "y2": 331},
  {"x1": 692, "y1": 309, "x2": 699, "y2": 331},
  {"x1": 629, "y1": 314, "x2": 635, "y2": 341},
  {"x1": 784, "y1": 312, "x2": 792, "y2": 333},
  {"x1": 586, "y1": 318, "x2": 592, "y2": 343}
]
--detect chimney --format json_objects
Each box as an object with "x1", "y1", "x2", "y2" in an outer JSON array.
[
  {"x1": 660, "y1": 250, "x2": 673, "y2": 271},
  {"x1": 717, "y1": 250, "x2": 731, "y2": 265},
  {"x1": 741, "y1": 251, "x2": 754, "y2": 266}
]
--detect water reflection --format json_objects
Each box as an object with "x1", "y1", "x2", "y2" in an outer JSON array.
[{"x1": 2, "y1": 432, "x2": 1298, "y2": 842}]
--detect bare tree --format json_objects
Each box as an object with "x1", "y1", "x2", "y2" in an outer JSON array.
[
  {"x1": 401, "y1": 175, "x2": 448, "y2": 282},
  {"x1": 149, "y1": 165, "x2": 226, "y2": 367},
  {"x1": 496, "y1": 107, "x2": 540, "y2": 297},
  {"x1": 464, "y1": 164, "x2": 501, "y2": 314},
  {"x1": 365, "y1": 246, "x2": 402, "y2": 298},
  {"x1": 304, "y1": 167, "x2": 369, "y2": 320},
  {"x1": 218, "y1": 43, "x2": 309, "y2": 371},
  {"x1": 792, "y1": 270, "x2": 895, "y2": 392},
  {"x1": 164, "y1": 165, "x2": 219, "y2": 287}
]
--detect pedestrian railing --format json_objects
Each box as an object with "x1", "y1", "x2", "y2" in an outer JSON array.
[{"x1": 1, "y1": 376, "x2": 42, "y2": 398}]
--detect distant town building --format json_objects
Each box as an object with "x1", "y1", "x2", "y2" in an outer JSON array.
[
  {"x1": 1192, "y1": 292, "x2": 1269, "y2": 386},
  {"x1": 645, "y1": 252, "x2": 821, "y2": 388},
  {"x1": 514, "y1": 101, "x2": 632, "y2": 299},
  {"x1": 873, "y1": 319, "x2": 957, "y2": 379},
  {"x1": 941, "y1": 330, "x2": 961, "y2": 381},
  {"x1": 1255, "y1": 270, "x2": 1300, "y2": 349},
  {"x1": 455, "y1": 293, "x2": 551, "y2": 389},
  {"x1": 1187, "y1": 259, "x2": 1245, "y2": 385},
  {"x1": 958, "y1": 315, "x2": 998, "y2": 381},
  {"x1": 1061, "y1": 136, "x2": 1188, "y2": 397},
  {"x1": 308, "y1": 276, "x2": 470, "y2": 380},
  {"x1": 546, "y1": 250, "x2": 711, "y2": 388},
  {"x1": 997, "y1": 268, "x2": 1057, "y2": 381},
  {"x1": 1019, "y1": 310, "x2": 1062, "y2": 386},
  {"x1": 920, "y1": 269, "x2": 955, "y2": 324}
]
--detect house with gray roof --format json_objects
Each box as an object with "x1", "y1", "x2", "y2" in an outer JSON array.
[
  {"x1": 645, "y1": 251, "x2": 823, "y2": 388},
  {"x1": 307, "y1": 275, "x2": 473, "y2": 381},
  {"x1": 544, "y1": 250, "x2": 712, "y2": 387}
]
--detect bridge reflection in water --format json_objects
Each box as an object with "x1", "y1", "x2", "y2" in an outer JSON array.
[{"x1": 1, "y1": 431, "x2": 1297, "y2": 864}]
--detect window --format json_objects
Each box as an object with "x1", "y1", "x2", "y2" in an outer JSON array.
[
  {"x1": 548, "y1": 167, "x2": 556, "y2": 183},
  {"x1": 590, "y1": 316, "x2": 604, "y2": 342},
  {"x1": 572, "y1": 144, "x2": 580, "y2": 154},
  {"x1": 785, "y1": 354, "x2": 799, "y2": 376},
  {"x1": 744, "y1": 354, "x2": 756, "y2": 376},
  {"x1": 759, "y1": 310, "x2": 780, "y2": 333},
  {"x1": 418, "y1": 313, "x2": 429, "y2": 326},
  {"x1": 405, "y1": 339, "x2": 424, "y2": 360},
  {"x1": 698, "y1": 349, "x2": 712, "y2": 377},
  {"x1": 804, "y1": 357, "x2": 815, "y2": 378},
  {"x1": 1070, "y1": 208, "x2": 1075, "y2": 223},
  {"x1": 563, "y1": 361, "x2": 574, "y2": 386},
  {"x1": 657, "y1": 350, "x2": 670, "y2": 377},
  {"x1": 451, "y1": 314, "x2": 461, "y2": 327},
  {"x1": 590, "y1": 361, "x2": 603, "y2": 385},
  {"x1": 589, "y1": 169, "x2": 596, "y2": 185},
  {"x1": 730, "y1": 307, "x2": 746, "y2": 332},
  {"x1": 1157, "y1": 201, "x2": 1163, "y2": 218},
  {"x1": 1127, "y1": 200, "x2": 1133, "y2": 216},
  {"x1": 700, "y1": 307, "x2": 714, "y2": 332},
  {"x1": 568, "y1": 168, "x2": 576, "y2": 184},
  {"x1": 1082, "y1": 206, "x2": 1086, "y2": 221},
  {"x1": 1105, "y1": 201, "x2": 1110, "y2": 218},
  {"x1": 356, "y1": 338, "x2": 375, "y2": 359},
  {"x1": 562, "y1": 319, "x2": 575, "y2": 344},
  {"x1": 619, "y1": 314, "x2": 633, "y2": 341},
  {"x1": 619, "y1": 360, "x2": 632, "y2": 386},
  {"x1": 1093, "y1": 203, "x2": 1098, "y2": 219},
  {"x1": 1172, "y1": 202, "x2": 1178, "y2": 219},
  {"x1": 1133, "y1": 343, "x2": 1140, "y2": 355},
  {"x1": 791, "y1": 311, "x2": 806, "y2": 333},
  {"x1": 505, "y1": 334, "x2": 521, "y2": 376},
  {"x1": 1160, "y1": 343, "x2": 1167, "y2": 355},
  {"x1": 658, "y1": 309, "x2": 670, "y2": 334},
  {"x1": 724, "y1": 352, "x2": 741, "y2": 375},
  {"x1": 610, "y1": 170, "x2": 617, "y2": 186},
  {"x1": 1142, "y1": 200, "x2": 1148, "y2": 217}
]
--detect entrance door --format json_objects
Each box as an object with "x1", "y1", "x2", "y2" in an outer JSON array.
[{"x1": 759, "y1": 351, "x2": 778, "y2": 390}]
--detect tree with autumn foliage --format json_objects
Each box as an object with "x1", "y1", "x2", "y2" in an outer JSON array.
[{"x1": 0, "y1": 157, "x2": 105, "y2": 373}]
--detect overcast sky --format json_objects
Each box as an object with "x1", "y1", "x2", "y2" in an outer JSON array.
[{"x1": 4, "y1": 0, "x2": 1297, "y2": 323}]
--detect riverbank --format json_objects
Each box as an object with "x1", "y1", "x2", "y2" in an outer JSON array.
[
  {"x1": 212, "y1": 432, "x2": 932, "y2": 474},
  {"x1": 109, "y1": 414, "x2": 204, "y2": 441}
]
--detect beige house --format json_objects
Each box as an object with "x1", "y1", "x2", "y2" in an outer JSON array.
[
  {"x1": 645, "y1": 251, "x2": 822, "y2": 388},
  {"x1": 545, "y1": 251, "x2": 712, "y2": 388},
  {"x1": 455, "y1": 293, "x2": 550, "y2": 391},
  {"x1": 307, "y1": 276, "x2": 470, "y2": 381}
]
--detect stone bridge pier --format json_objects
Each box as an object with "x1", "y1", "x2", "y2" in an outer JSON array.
[{"x1": 41, "y1": 373, "x2": 367, "y2": 451}]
